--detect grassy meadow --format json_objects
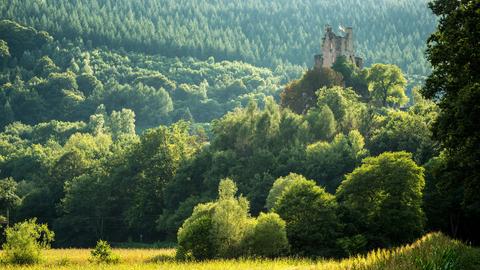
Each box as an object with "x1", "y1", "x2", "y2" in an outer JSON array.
[{"x1": 1, "y1": 233, "x2": 479, "y2": 270}]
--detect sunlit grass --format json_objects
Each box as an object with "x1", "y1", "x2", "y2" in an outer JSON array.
[{"x1": 1, "y1": 233, "x2": 478, "y2": 270}]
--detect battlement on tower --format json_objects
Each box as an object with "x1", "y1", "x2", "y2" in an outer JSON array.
[{"x1": 314, "y1": 25, "x2": 363, "y2": 69}]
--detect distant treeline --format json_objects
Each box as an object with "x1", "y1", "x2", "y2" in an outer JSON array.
[
  {"x1": 1, "y1": 21, "x2": 445, "y2": 251},
  {"x1": 0, "y1": 20, "x2": 299, "y2": 131},
  {"x1": 0, "y1": 0, "x2": 436, "y2": 75}
]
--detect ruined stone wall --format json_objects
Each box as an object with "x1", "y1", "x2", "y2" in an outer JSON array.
[
  {"x1": 321, "y1": 26, "x2": 336, "y2": 68},
  {"x1": 316, "y1": 25, "x2": 362, "y2": 69}
]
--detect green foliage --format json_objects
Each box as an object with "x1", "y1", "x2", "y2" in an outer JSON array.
[
  {"x1": 247, "y1": 212, "x2": 289, "y2": 258},
  {"x1": 34, "y1": 56, "x2": 59, "y2": 77},
  {"x1": 337, "y1": 152, "x2": 425, "y2": 248},
  {"x1": 177, "y1": 179, "x2": 288, "y2": 260},
  {"x1": 281, "y1": 68, "x2": 343, "y2": 114},
  {"x1": 0, "y1": 1, "x2": 435, "y2": 75},
  {"x1": 100, "y1": 82, "x2": 173, "y2": 129},
  {"x1": 0, "y1": 177, "x2": 21, "y2": 214},
  {"x1": 305, "y1": 130, "x2": 368, "y2": 192},
  {"x1": 422, "y1": 152, "x2": 462, "y2": 242},
  {"x1": 332, "y1": 56, "x2": 369, "y2": 99},
  {"x1": 0, "y1": 39, "x2": 9, "y2": 61},
  {"x1": 305, "y1": 105, "x2": 336, "y2": 141},
  {"x1": 421, "y1": 0, "x2": 480, "y2": 243},
  {"x1": 210, "y1": 179, "x2": 251, "y2": 258},
  {"x1": 274, "y1": 177, "x2": 340, "y2": 257},
  {"x1": 408, "y1": 87, "x2": 439, "y2": 126},
  {"x1": 107, "y1": 109, "x2": 136, "y2": 139},
  {"x1": 336, "y1": 234, "x2": 368, "y2": 256},
  {"x1": 368, "y1": 110, "x2": 437, "y2": 164},
  {"x1": 316, "y1": 86, "x2": 366, "y2": 132},
  {"x1": 0, "y1": 12, "x2": 445, "y2": 253},
  {"x1": 176, "y1": 208, "x2": 215, "y2": 261},
  {"x1": 2, "y1": 219, "x2": 54, "y2": 265},
  {"x1": 265, "y1": 173, "x2": 304, "y2": 210},
  {"x1": 124, "y1": 123, "x2": 201, "y2": 237},
  {"x1": 89, "y1": 240, "x2": 119, "y2": 264},
  {"x1": 367, "y1": 64, "x2": 408, "y2": 108},
  {"x1": 218, "y1": 178, "x2": 238, "y2": 200},
  {"x1": 0, "y1": 20, "x2": 52, "y2": 57},
  {"x1": 0, "y1": 21, "x2": 283, "y2": 130},
  {"x1": 76, "y1": 73, "x2": 102, "y2": 97}
]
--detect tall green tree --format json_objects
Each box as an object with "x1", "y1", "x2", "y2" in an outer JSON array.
[
  {"x1": 368, "y1": 110, "x2": 437, "y2": 164},
  {"x1": 0, "y1": 39, "x2": 9, "y2": 68},
  {"x1": 367, "y1": 64, "x2": 408, "y2": 108},
  {"x1": 281, "y1": 68, "x2": 343, "y2": 114},
  {"x1": 305, "y1": 105, "x2": 336, "y2": 141},
  {"x1": 316, "y1": 86, "x2": 366, "y2": 132},
  {"x1": 332, "y1": 56, "x2": 369, "y2": 99},
  {"x1": 0, "y1": 177, "x2": 21, "y2": 225},
  {"x1": 125, "y1": 122, "x2": 201, "y2": 239},
  {"x1": 265, "y1": 173, "x2": 304, "y2": 211},
  {"x1": 305, "y1": 131, "x2": 368, "y2": 192},
  {"x1": 421, "y1": 0, "x2": 480, "y2": 243},
  {"x1": 274, "y1": 177, "x2": 340, "y2": 257},
  {"x1": 337, "y1": 152, "x2": 425, "y2": 248}
]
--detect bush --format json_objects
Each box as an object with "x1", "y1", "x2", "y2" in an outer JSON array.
[
  {"x1": 177, "y1": 178, "x2": 290, "y2": 260},
  {"x1": 2, "y1": 218, "x2": 54, "y2": 265},
  {"x1": 210, "y1": 183, "x2": 251, "y2": 258},
  {"x1": 248, "y1": 213, "x2": 289, "y2": 257},
  {"x1": 336, "y1": 152, "x2": 425, "y2": 248},
  {"x1": 89, "y1": 240, "x2": 119, "y2": 264},
  {"x1": 176, "y1": 179, "x2": 250, "y2": 260},
  {"x1": 274, "y1": 177, "x2": 341, "y2": 257},
  {"x1": 176, "y1": 207, "x2": 215, "y2": 261}
]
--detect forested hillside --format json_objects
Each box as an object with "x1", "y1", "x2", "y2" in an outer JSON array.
[
  {"x1": 0, "y1": 0, "x2": 436, "y2": 75},
  {"x1": 0, "y1": 20, "x2": 296, "y2": 131},
  {"x1": 0, "y1": 19, "x2": 443, "y2": 249},
  {"x1": 1, "y1": 0, "x2": 479, "y2": 269}
]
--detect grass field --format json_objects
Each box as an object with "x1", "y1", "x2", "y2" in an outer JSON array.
[{"x1": 1, "y1": 233, "x2": 479, "y2": 270}]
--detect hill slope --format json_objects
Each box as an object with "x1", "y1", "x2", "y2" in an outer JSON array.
[
  {"x1": 325, "y1": 232, "x2": 480, "y2": 270},
  {"x1": 1, "y1": 0, "x2": 436, "y2": 75},
  {"x1": 0, "y1": 20, "x2": 292, "y2": 130}
]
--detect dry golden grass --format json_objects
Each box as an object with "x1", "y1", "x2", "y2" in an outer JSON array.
[{"x1": 0, "y1": 233, "x2": 478, "y2": 270}]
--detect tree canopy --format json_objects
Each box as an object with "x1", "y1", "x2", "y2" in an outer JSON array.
[
  {"x1": 337, "y1": 152, "x2": 425, "y2": 248},
  {"x1": 421, "y1": 0, "x2": 480, "y2": 244},
  {"x1": 0, "y1": 0, "x2": 436, "y2": 75},
  {"x1": 0, "y1": 1, "x2": 465, "y2": 257}
]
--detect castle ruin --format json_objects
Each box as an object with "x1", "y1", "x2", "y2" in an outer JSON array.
[{"x1": 314, "y1": 25, "x2": 363, "y2": 69}]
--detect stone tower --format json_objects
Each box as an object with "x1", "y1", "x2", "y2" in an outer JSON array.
[{"x1": 314, "y1": 25, "x2": 363, "y2": 69}]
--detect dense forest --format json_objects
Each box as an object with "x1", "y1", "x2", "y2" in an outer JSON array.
[
  {"x1": 0, "y1": 19, "x2": 441, "y2": 249},
  {"x1": 0, "y1": 0, "x2": 436, "y2": 76},
  {"x1": 0, "y1": 0, "x2": 479, "y2": 267},
  {"x1": 0, "y1": 19, "x2": 299, "y2": 131}
]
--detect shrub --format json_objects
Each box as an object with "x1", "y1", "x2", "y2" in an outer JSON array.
[
  {"x1": 176, "y1": 207, "x2": 215, "y2": 261},
  {"x1": 177, "y1": 178, "x2": 290, "y2": 260},
  {"x1": 248, "y1": 213, "x2": 289, "y2": 257},
  {"x1": 336, "y1": 151, "x2": 425, "y2": 248},
  {"x1": 210, "y1": 183, "x2": 251, "y2": 258},
  {"x1": 176, "y1": 179, "x2": 250, "y2": 260},
  {"x1": 89, "y1": 240, "x2": 119, "y2": 264},
  {"x1": 274, "y1": 177, "x2": 341, "y2": 257},
  {"x1": 2, "y1": 218, "x2": 54, "y2": 265}
]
